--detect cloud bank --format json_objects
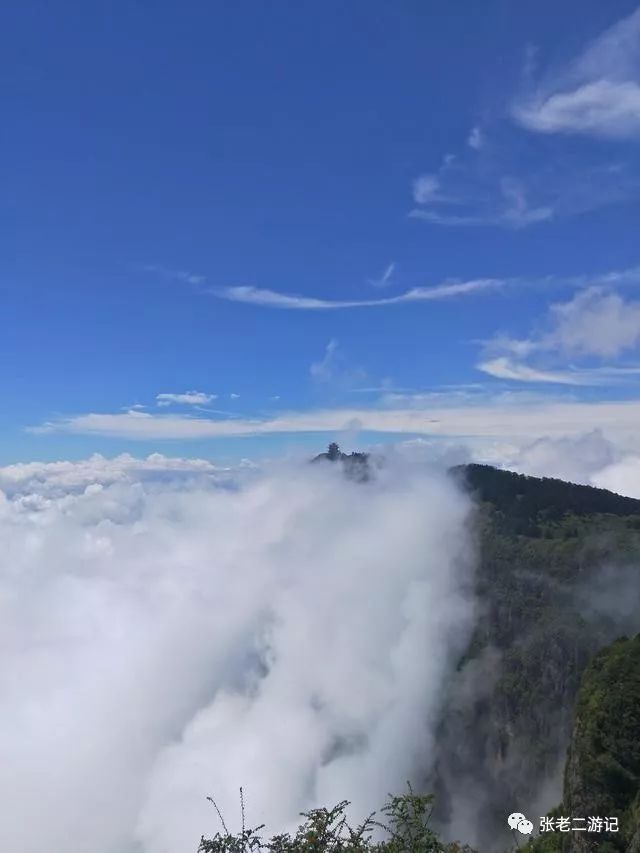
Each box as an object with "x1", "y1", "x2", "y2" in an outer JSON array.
[
  {"x1": 0, "y1": 457, "x2": 475, "y2": 853},
  {"x1": 30, "y1": 397, "x2": 640, "y2": 446}
]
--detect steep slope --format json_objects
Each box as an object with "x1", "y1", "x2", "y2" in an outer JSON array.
[
  {"x1": 430, "y1": 466, "x2": 640, "y2": 852},
  {"x1": 563, "y1": 633, "x2": 640, "y2": 852},
  {"x1": 525, "y1": 634, "x2": 640, "y2": 853}
]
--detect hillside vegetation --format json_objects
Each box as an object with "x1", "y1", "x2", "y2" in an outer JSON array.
[
  {"x1": 198, "y1": 788, "x2": 476, "y2": 852},
  {"x1": 524, "y1": 633, "x2": 640, "y2": 853}
]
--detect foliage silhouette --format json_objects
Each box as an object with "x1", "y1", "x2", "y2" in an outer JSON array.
[{"x1": 197, "y1": 786, "x2": 476, "y2": 853}]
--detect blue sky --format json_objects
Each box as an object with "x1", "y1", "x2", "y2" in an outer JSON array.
[{"x1": 4, "y1": 0, "x2": 640, "y2": 464}]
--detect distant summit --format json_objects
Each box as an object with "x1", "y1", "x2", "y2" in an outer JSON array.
[{"x1": 311, "y1": 443, "x2": 371, "y2": 481}]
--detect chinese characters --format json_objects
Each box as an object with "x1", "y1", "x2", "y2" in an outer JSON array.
[{"x1": 539, "y1": 816, "x2": 619, "y2": 833}]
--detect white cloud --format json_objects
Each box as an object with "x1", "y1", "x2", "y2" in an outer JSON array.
[
  {"x1": 412, "y1": 11, "x2": 640, "y2": 231},
  {"x1": 0, "y1": 457, "x2": 475, "y2": 853},
  {"x1": 592, "y1": 454, "x2": 640, "y2": 498},
  {"x1": 30, "y1": 410, "x2": 264, "y2": 439},
  {"x1": 478, "y1": 357, "x2": 591, "y2": 385},
  {"x1": 410, "y1": 161, "x2": 553, "y2": 229},
  {"x1": 29, "y1": 396, "x2": 640, "y2": 446},
  {"x1": 498, "y1": 430, "x2": 618, "y2": 485},
  {"x1": 310, "y1": 339, "x2": 368, "y2": 391},
  {"x1": 156, "y1": 391, "x2": 217, "y2": 407},
  {"x1": 310, "y1": 339, "x2": 340, "y2": 383},
  {"x1": 490, "y1": 428, "x2": 640, "y2": 500},
  {"x1": 411, "y1": 157, "x2": 640, "y2": 227},
  {"x1": 213, "y1": 278, "x2": 504, "y2": 310},
  {"x1": 230, "y1": 393, "x2": 240, "y2": 399},
  {"x1": 479, "y1": 287, "x2": 640, "y2": 384},
  {"x1": 516, "y1": 80, "x2": 640, "y2": 139},
  {"x1": 368, "y1": 262, "x2": 396, "y2": 289},
  {"x1": 513, "y1": 8, "x2": 640, "y2": 139},
  {"x1": 0, "y1": 453, "x2": 235, "y2": 499},
  {"x1": 212, "y1": 266, "x2": 640, "y2": 312},
  {"x1": 385, "y1": 428, "x2": 640, "y2": 500},
  {"x1": 477, "y1": 356, "x2": 640, "y2": 386},
  {"x1": 409, "y1": 206, "x2": 551, "y2": 228},
  {"x1": 390, "y1": 429, "x2": 640, "y2": 501},
  {"x1": 549, "y1": 287, "x2": 640, "y2": 358}
]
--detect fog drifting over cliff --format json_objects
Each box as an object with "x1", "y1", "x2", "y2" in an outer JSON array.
[{"x1": 0, "y1": 455, "x2": 476, "y2": 853}]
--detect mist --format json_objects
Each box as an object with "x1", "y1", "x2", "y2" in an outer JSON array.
[
  {"x1": 0, "y1": 454, "x2": 476, "y2": 853},
  {"x1": 497, "y1": 429, "x2": 640, "y2": 498}
]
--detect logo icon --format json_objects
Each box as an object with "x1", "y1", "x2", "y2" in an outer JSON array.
[{"x1": 508, "y1": 812, "x2": 533, "y2": 835}]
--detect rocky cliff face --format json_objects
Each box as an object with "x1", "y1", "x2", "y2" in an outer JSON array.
[{"x1": 431, "y1": 467, "x2": 640, "y2": 852}]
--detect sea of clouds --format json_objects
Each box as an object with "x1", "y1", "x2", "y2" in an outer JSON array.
[
  {"x1": 0, "y1": 453, "x2": 476, "y2": 853},
  {"x1": 4, "y1": 431, "x2": 638, "y2": 852}
]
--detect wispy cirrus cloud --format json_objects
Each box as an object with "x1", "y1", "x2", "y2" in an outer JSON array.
[
  {"x1": 513, "y1": 7, "x2": 640, "y2": 139},
  {"x1": 478, "y1": 356, "x2": 640, "y2": 386},
  {"x1": 367, "y1": 262, "x2": 397, "y2": 288},
  {"x1": 412, "y1": 10, "x2": 640, "y2": 231},
  {"x1": 310, "y1": 339, "x2": 368, "y2": 390},
  {"x1": 408, "y1": 144, "x2": 640, "y2": 229},
  {"x1": 212, "y1": 278, "x2": 504, "y2": 310},
  {"x1": 410, "y1": 160, "x2": 553, "y2": 229},
  {"x1": 211, "y1": 264, "x2": 640, "y2": 312},
  {"x1": 310, "y1": 339, "x2": 340, "y2": 383}
]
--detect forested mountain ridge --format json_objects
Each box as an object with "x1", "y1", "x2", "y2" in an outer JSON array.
[{"x1": 453, "y1": 464, "x2": 640, "y2": 537}]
